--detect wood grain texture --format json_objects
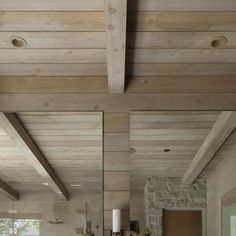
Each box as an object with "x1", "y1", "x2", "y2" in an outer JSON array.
[
  {"x1": 1, "y1": 0, "x2": 236, "y2": 11},
  {"x1": 104, "y1": 172, "x2": 130, "y2": 190},
  {"x1": 128, "y1": 0, "x2": 236, "y2": 11},
  {"x1": 130, "y1": 111, "x2": 220, "y2": 189},
  {"x1": 127, "y1": 12, "x2": 236, "y2": 32},
  {"x1": 126, "y1": 77, "x2": 236, "y2": 93},
  {"x1": 127, "y1": 49, "x2": 236, "y2": 64},
  {"x1": 127, "y1": 64, "x2": 236, "y2": 76},
  {"x1": 105, "y1": 0, "x2": 127, "y2": 93},
  {"x1": 0, "y1": 12, "x2": 105, "y2": 31},
  {"x1": 104, "y1": 132, "x2": 130, "y2": 151},
  {"x1": 0, "y1": 77, "x2": 108, "y2": 94},
  {"x1": 0, "y1": 94, "x2": 235, "y2": 111},
  {"x1": 0, "y1": 64, "x2": 107, "y2": 77},
  {"x1": 0, "y1": 0, "x2": 104, "y2": 11},
  {"x1": 0, "y1": 49, "x2": 106, "y2": 64},
  {"x1": 104, "y1": 152, "x2": 130, "y2": 171},
  {"x1": 0, "y1": 32, "x2": 106, "y2": 49},
  {"x1": 104, "y1": 113, "x2": 129, "y2": 132},
  {"x1": 127, "y1": 32, "x2": 236, "y2": 49},
  {"x1": 104, "y1": 191, "x2": 130, "y2": 210}
]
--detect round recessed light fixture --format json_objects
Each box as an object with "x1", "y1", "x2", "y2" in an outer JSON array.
[
  {"x1": 10, "y1": 36, "x2": 27, "y2": 48},
  {"x1": 164, "y1": 149, "x2": 170, "y2": 153},
  {"x1": 211, "y1": 36, "x2": 227, "y2": 48}
]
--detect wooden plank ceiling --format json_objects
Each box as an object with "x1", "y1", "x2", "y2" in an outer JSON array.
[
  {"x1": 130, "y1": 111, "x2": 221, "y2": 190},
  {"x1": 0, "y1": 112, "x2": 103, "y2": 194},
  {"x1": 0, "y1": 0, "x2": 236, "y2": 94}
]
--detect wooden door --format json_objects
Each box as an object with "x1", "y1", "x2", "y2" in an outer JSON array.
[{"x1": 163, "y1": 210, "x2": 202, "y2": 236}]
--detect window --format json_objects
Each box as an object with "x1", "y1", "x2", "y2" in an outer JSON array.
[{"x1": 0, "y1": 218, "x2": 40, "y2": 236}]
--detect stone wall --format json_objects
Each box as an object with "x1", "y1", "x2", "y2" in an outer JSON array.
[{"x1": 144, "y1": 177, "x2": 207, "y2": 236}]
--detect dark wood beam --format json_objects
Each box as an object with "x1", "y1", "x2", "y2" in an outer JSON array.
[
  {"x1": 0, "y1": 178, "x2": 19, "y2": 200},
  {"x1": 0, "y1": 113, "x2": 69, "y2": 200}
]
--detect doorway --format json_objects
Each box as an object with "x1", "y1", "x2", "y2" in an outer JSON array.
[{"x1": 163, "y1": 210, "x2": 202, "y2": 236}]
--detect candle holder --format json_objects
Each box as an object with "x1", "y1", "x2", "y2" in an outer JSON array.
[{"x1": 110, "y1": 230, "x2": 123, "y2": 236}]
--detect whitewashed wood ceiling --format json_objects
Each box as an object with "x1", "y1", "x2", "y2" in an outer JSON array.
[
  {"x1": 130, "y1": 111, "x2": 221, "y2": 190},
  {"x1": 0, "y1": 112, "x2": 103, "y2": 193}
]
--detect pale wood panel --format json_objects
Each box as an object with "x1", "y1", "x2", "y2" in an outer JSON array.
[
  {"x1": 0, "y1": 12, "x2": 105, "y2": 31},
  {"x1": 127, "y1": 12, "x2": 236, "y2": 32},
  {"x1": 0, "y1": 0, "x2": 104, "y2": 11},
  {"x1": 104, "y1": 133, "x2": 130, "y2": 151},
  {"x1": 130, "y1": 112, "x2": 220, "y2": 189},
  {"x1": 104, "y1": 210, "x2": 130, "y2": 230},
  {"x1": 0, "y1": 32, "x2": 106, "y2": 49},
  {"x1": 1, "y1": 64, "x2": 236, "y2": 77},
  {"x1": 131, "y1": 112, "x2": 219, "y2": 123},
  {"x1": 104, "y1": 152, "x2": 130, "y2": 171},
  {"x1": 127, "y1": 64, "x2": 236, "y2": 76},
  {"x1": 127, "y1": 49, "x2": 236, "y2": 64},
  {"x1": 0, "y1": 94, "x2": 235, "y2": 111},
  {"x1": 0, "y1": 64, "x2": 107, "y2": 77},
  {"x1": 0, "y1": 49, "x2": 106, "y2": 64},
  {"x1": 104, "y1": 113, "x2": 129, "y2": 132},
  {"x1": 126, "y1": 76, "x2": 236, "y2": 93},
  {"x1": 127, "y1": 32, "x2": 236, "y2": 49},
  {"x1": 105, "y1": 0, "x2": 127, "y2": 93},
  {"x1": 131, "y1": 121, "x2": 217, "y2": 129},
  {"x1": 104, "y1": 172, "x2": 130, "y2": 190},
  {"x1": 0, "y1": 77, "x2": 107, "y2": 94},
  {"x1": 128, "y1": 0, "x2": 236, "y2": 11},
  {"x1": 18, "y1": 112, "x2": 102, "y2": 123},
  {"x1": 1, "y1": 76, "x2": 236, "y2": 94},
  {"x1": 104, "y1": 191, "x2": 130, "y2": 210},
  {"x1": 1, "y1": 0, "x2": 235, "y2": 11}
]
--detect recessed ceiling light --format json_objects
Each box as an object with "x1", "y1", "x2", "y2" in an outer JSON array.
[
  {"x1": 42, "y1": 182, "x2": 49, "y2": 186},
  {"x1": 211, "y1": 36, "x2": 227, "y2": 48},
  {"x1": 10, "y1": 36, "x2": 27, "y2": 48},
  {"x1": 70, "y1": 183, "x2": 82, "y2": 187}
]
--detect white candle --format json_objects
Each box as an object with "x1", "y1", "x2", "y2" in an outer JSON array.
[{"x1": 112, "y1": 209, "x2": 121, "y2": 233}]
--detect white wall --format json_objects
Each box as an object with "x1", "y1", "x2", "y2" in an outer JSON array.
[
  {"x1": 207, "y1": 142, "x2": 236, "y2": 236},
  {"x1": 0, "y1": 192, "x2": 103, "y2": 236}
]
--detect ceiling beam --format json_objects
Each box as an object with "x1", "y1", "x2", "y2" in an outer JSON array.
[
  {"x1": 0, "y1": 178, "x2": 19, "y2": 200},
  {"x1": 105, "y1": 0, "x2": 127, "y2": 93},
  {"x1": 0, "y1": 113, "x2": 69, "y2": 200},
  {"x1": 183, "y1": 111, "x2": 236, "y2": 185},
  {"x1": 0, "y1": 93, "x2": 235, "y2": 112}
]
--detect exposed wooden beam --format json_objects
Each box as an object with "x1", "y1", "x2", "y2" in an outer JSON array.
[
  {"x1": 0, "y1": 113, "x2": 69, "y2": 200},
  {"x1": 183, "y1": 111, "x2": 236, "y2": 185},
  {"x1": 105, "y1": 0, "x2": 127, "y2": 93},
  {"x1": 0, "y1": 178, "x2": 19, "y2": 200},
  {"x1": 0, "y1": 94, "x2": 236, "y2": 112}
]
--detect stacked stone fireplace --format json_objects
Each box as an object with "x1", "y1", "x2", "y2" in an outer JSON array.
[{"x1": 144, "y1": 177, "x2": 207, "y2": 236}]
